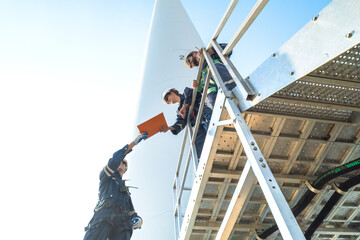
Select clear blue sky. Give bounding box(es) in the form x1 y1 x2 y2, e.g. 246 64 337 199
0 0 331 239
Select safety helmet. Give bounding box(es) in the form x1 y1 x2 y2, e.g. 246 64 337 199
184 51 197 69
162 88 175 104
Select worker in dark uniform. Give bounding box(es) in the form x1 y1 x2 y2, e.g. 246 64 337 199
184 44 235 109
160 87 212 159
83 132 148 240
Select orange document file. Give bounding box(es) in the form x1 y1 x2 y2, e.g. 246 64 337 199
137 113 168 139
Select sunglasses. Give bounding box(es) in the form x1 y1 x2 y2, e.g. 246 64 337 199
186 56 193 68
122 160 127 167
164 92 171 104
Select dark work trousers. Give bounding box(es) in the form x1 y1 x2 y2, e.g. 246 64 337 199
194 123 207 159
207 91 217 110
84 222 132 240
194 104 213 159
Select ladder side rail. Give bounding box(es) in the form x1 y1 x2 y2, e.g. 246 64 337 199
186 51 205 124
207 0 240 47
189 126 199 172
173 185 180 240
214 95 305 240
188 61 214 171
176 51 214 204
203 51 233 98
173 52 206 227
177 126 197 205
176 51 217 225
175 126 189 178
189 66 211 146
187 126 199 163
189 62 212 147
215 160 256 240
223 0 269 56
177 204 183 237
173 125 188 227
178 93 227 240
175 50 205 180
211 40 257 100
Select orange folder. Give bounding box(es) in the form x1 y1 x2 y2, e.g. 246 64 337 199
137 113 168 139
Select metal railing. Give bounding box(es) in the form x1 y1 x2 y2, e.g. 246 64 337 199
172 0 306 239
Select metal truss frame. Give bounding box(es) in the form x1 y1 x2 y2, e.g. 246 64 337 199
173 0 360 239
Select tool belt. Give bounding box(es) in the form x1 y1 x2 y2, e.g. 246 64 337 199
85 207 133 232
85 217 108 231
119 185 130 194
94 196 113 212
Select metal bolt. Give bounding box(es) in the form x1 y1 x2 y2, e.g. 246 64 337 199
253 146 257 151
290 71 295 76
259 158 264 162
312 15 319 21
261 163 266 168
346 31 355 38
250 142 255 146
272 53 276 57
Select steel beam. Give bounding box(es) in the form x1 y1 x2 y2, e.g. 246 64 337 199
215 161 255 240
214 96 305 240
268 96 360 112
303 75 360 89
194 223 360 236
236 0 360 112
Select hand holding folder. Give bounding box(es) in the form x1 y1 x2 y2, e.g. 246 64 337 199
137 113 168 139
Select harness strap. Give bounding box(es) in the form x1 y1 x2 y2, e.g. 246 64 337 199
197 59 222 92
207 86 217 94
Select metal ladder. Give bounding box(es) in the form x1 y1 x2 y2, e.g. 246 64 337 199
172 0 360 239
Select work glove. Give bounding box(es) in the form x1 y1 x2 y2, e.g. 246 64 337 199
133 132 148 145
131 216 143 230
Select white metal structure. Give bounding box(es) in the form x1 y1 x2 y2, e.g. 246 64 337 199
173 0 360 239
129 0 203 239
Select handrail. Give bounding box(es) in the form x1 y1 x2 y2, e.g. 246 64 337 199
208 0 239 48
223 0 269 56
173 49 213 227
173 0 274 238
174 127 188 178
174 52 205 179
190 62 212 146
211 40 257 100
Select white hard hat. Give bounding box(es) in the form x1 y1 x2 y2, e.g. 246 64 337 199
162 88 175 104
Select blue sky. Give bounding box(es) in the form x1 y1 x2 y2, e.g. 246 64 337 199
0 0 331 239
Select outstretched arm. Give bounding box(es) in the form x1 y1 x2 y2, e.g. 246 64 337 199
125 142 135 155
125 132 148 154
